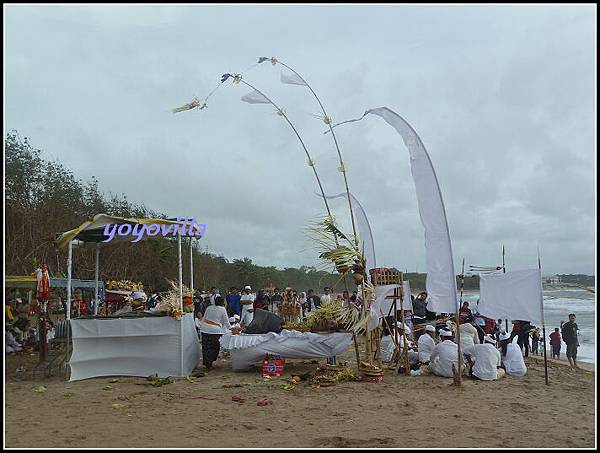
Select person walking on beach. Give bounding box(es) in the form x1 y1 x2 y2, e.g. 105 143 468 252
561 314 580 369
198 296 232 370
549 328 561 359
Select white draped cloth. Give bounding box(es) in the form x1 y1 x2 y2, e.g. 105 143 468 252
69 313 201 381
220 330 353 370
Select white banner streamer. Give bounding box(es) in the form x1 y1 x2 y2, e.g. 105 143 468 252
341 107 457 314
280 71 308 87
316 191 377 271
240 90 270 104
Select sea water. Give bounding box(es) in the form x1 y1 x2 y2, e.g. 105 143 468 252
462 289 596 364
542 289 595 364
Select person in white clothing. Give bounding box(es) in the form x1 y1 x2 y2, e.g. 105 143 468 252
229 314 241 329
240 285 255 327
463 335 505 381
319 287 332 306
199 296 232 370
209 287 219 305
499 332 527 376
458 318 481 349
429 330 464 378
417 324 437 364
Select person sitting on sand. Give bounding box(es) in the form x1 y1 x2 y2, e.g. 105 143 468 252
459 301 472 323
458 316 481 349
498 332 527 376
463 335 505 381
428 329 463 378
416 324 436 364
5 325 23 354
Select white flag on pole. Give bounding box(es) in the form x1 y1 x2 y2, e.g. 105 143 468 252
478 269 543 325
240 90 270 104
280 71 308 86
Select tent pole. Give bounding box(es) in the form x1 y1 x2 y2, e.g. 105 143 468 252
66 239 73 378
178 233 183 312
189 238 194 293
178 233 185 376
503 245 508 332
454 258 465 385
538 249 549 385
94 243 100 316
67 240 73 321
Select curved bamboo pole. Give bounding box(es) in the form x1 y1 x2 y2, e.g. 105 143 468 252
269 58 359 251
222 73 333 219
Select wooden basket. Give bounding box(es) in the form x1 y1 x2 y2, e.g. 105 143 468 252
369 268 403 286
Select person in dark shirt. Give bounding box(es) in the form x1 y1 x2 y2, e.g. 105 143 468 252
561 313 580 368
517 321 532 357
226 288 241 317
411 292 428 340
271 288 283 314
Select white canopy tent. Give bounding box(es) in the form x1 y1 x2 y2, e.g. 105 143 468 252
55 214 205 380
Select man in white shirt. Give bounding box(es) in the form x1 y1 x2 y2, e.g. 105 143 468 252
240 285 255 327
417 324 437 364
463 335 504 381
319 287 332 307
458 318 481 349
429 330 463 378
209 287 218 305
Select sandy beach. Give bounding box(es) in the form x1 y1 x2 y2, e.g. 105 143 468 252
4 345 595 449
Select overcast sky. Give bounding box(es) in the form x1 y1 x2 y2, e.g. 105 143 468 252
5 4 596 275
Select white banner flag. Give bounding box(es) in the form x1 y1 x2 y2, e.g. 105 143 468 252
280 71 308 86
240 90 270 104
478 269 543 325
364 107 458 314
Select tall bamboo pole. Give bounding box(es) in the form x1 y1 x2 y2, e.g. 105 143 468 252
262 59 372 363
538 249 549 385
503 245 508 332
225 74 334 219
273 59 360 251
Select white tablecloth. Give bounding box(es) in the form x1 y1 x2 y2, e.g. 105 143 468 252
69 313 201 381
220 329 354 370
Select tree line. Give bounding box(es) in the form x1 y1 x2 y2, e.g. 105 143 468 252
5 131 491 295
5 131 355 293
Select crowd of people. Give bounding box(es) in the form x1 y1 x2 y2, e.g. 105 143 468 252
5 285 583 377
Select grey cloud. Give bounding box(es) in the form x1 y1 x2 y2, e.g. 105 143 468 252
5 4 595 275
